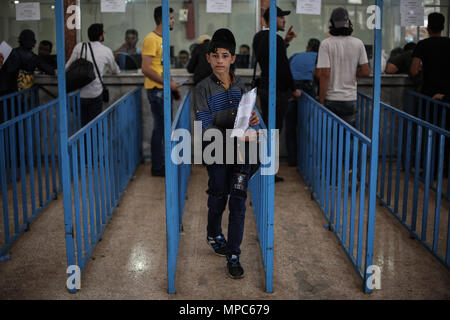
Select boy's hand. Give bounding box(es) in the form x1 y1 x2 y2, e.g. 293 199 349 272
433 93 444 100
249 110 260 127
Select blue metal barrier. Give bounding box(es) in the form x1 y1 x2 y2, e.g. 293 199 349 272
166 92 192 293
0 86 40 123
63 87 142 281
405 90 450 131
298 92 376 290
1 98 60 257
248 109 273 293
358 92 450 269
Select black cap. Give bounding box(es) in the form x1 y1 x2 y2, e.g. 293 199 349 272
211 28 236 47
19 29 36 49
263 6 291 22
330 7 350 28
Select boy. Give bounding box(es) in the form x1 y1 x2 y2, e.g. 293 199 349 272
193 29 260 279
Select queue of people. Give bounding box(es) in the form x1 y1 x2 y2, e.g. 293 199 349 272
1 5 449 284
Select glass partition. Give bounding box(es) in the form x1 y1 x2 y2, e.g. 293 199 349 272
0 0 448 65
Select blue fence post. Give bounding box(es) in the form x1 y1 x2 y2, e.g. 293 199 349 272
162 0 178 295
364 0 383 294
55 0 76 293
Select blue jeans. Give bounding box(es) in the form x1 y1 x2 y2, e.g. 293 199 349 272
324 100 357 128
206 164 252 256
147 88 164 171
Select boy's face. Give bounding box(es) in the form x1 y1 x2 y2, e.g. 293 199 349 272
206 48 236 75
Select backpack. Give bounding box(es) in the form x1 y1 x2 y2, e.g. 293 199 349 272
66 43 96 92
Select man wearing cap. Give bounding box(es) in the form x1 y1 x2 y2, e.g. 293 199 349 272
316 7 370 127
252 6 301 183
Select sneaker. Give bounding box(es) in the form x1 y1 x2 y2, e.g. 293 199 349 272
226 255 244 279
206 234 227 256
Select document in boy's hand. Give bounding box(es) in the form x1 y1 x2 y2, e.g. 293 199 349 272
0 41 13 64
231 88 257 138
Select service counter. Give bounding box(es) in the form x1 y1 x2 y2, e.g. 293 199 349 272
35 70 415 159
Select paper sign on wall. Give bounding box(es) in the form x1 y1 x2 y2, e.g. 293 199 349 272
400 0 424 27
16 2 40 21
207 0 232 14
296 0 321 15
101 0 126 13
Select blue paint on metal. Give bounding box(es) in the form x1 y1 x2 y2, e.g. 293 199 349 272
357 92 450 269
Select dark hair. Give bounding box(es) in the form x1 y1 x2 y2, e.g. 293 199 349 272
240 44 250 51
208 29 236 56
154 6 174 25
428 12 445 34
403 42 416 51
307 38 320 52
39 40 53 50
125 29 138 38
18 29 36 49
179 50 189 56
88 23 104 41
389 47 403 59
329 20 353 36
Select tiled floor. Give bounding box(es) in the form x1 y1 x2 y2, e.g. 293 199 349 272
0 163 449 299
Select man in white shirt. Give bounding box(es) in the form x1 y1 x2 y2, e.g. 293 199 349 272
66 23 120 126
316 7 370 127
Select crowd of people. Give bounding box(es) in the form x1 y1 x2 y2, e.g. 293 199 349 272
1 5 449 282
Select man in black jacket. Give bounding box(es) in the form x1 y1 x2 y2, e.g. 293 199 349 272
0 30 55 97
187 35 212 85
252 6 301 182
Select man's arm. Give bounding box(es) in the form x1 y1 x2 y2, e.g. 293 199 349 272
142 54 179 91
356 63 370 78
142 54 163 85
385 62 399 74
410 57 421 77
107 48 120 74
318 67 330 105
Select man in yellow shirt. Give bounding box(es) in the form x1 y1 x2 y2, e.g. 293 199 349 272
142 5 180 177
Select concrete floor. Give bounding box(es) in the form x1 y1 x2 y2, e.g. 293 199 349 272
0 163 449 299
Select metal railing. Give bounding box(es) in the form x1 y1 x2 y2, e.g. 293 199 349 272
298 93 376 288
166 91 192 294
248 108 274 293
0 86 40 123
1 97 60 256
358 92 450 268
63 87 142 281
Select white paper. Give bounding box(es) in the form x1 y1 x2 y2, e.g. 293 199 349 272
400 0 424 27
231 88 257 138
101 0 126 13
296 0 321 15
0 41 13 64
207 0 232 14
16 2 40 21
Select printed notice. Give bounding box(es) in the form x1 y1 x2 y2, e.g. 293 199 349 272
400 0 424 27
101 0 126 13
296 0 321 15
16 2 40 21
207 0 232 13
